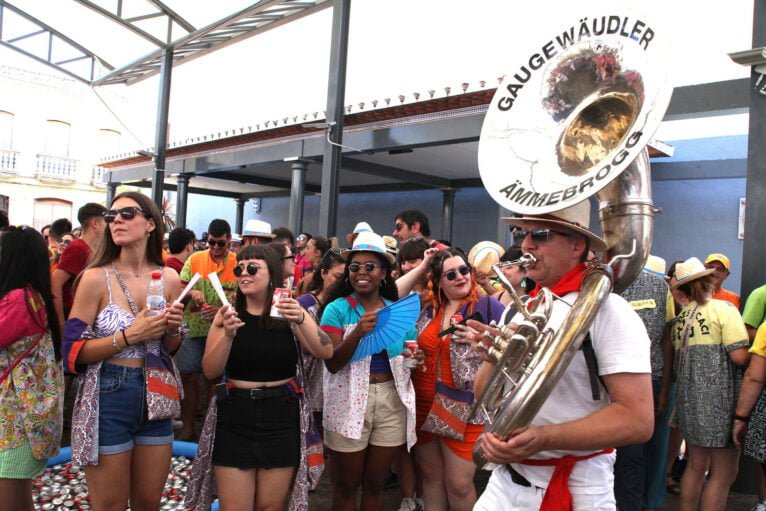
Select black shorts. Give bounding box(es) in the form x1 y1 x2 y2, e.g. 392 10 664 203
212 386 300 469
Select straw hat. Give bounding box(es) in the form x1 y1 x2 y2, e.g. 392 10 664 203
341 231 396 265
670 257 715 290
242 219 276 238
502 199 607 251
346 221 373 243
382 235 399 258
644 255 667 278
468 241 504 275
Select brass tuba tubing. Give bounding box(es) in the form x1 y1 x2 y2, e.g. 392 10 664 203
491 253 536 322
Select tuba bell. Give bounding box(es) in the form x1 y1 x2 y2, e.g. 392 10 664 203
471 12 672 468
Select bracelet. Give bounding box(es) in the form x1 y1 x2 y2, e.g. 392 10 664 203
112 333 123 352
734 413 750 423
296 312 306 325
121 329 130 346
166 328 182 337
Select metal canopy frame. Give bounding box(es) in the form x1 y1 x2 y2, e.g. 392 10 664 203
94 0 332 86
0 0 113 83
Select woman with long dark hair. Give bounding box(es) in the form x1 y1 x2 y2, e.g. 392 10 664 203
0 226 64 510
199 244 332 509
296 248 346 430
670 257 749 511
319 232 417 511
412 248 504 511
62 191 186 510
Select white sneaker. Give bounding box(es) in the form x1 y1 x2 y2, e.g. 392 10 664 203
751 500 766 511
398 497 423 511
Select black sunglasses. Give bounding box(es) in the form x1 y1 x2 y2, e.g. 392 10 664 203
282 254 295 261
349 262 380 273
233 263 262 277
394 223 405 232
207 239 228 247
103 207 146 223
444 265 470 281
512 228 573 244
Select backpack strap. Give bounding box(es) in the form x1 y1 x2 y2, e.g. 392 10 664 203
581 332 606 401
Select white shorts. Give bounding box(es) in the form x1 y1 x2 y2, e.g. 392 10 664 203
474 465 616 511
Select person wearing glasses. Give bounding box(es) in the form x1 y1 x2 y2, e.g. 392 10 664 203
62 192 185 510
470 200 653 511
397 246 504 511
188 244 332 510
318 231 417 511
0 226 63 511
175 219 239 441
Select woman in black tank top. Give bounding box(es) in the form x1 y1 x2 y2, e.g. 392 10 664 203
202 245 333 510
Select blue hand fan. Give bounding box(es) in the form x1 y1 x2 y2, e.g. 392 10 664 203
350 293 421 362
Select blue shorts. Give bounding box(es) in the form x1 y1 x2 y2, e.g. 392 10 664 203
98 363 173 455
173 336 206 373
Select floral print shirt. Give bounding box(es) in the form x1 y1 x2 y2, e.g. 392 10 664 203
0 288 64 460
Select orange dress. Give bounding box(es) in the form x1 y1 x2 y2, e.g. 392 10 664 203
412 307 483 461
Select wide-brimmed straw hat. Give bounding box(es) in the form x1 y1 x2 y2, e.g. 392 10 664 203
502 199 607 252
644 255 667 278
341 231 396 265
468 241 504 275
671 257 715 290
346 221 373 243
242 219 276 238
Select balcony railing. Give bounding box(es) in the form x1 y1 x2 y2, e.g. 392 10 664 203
91 166 106 187
0 149 19 173
36 154 78 182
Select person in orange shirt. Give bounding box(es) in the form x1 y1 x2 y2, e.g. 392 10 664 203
705 253 741 309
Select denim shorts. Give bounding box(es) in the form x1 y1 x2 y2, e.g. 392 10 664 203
98 363 174 455
173 336 206 373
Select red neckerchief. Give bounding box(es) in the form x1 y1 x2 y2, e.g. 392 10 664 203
520 448 614 511
528 263 587 298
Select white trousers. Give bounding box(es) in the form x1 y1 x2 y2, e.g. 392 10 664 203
473 466 616 511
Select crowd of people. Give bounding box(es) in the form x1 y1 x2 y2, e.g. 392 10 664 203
0 200 765 511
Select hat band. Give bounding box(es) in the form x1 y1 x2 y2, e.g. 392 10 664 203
353 243 384 252
536 213 586 230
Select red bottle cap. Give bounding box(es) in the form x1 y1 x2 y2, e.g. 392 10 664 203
151 271 162 279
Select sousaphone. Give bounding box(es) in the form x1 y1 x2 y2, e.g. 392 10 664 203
472 11 672 468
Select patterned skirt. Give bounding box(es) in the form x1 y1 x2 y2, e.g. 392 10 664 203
745 390 766 463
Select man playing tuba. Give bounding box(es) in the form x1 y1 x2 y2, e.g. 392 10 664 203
471 199 653 511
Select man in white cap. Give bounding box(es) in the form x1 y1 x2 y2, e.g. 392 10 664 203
241 218 276 247
471 199 652 511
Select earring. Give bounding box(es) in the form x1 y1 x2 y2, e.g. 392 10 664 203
379 280 384 288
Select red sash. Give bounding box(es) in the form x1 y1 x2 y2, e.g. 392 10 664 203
521 448 614 511
528 263 587 299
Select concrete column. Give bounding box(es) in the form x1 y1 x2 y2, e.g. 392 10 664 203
175 173 190 228
235 198 247 234
150 48 173 209
288 159 309 236
106 182 118 206
441 188 456 242
497 205 513 248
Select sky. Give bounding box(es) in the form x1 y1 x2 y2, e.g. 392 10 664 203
0 0 755 151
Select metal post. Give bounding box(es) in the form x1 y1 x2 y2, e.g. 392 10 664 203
317 0 351 237
288 159 309 236
106 182 118 206
235 198 246 234
175 173 190 228
497 205 513 248
150 48 174 209
740 0 766 305
441 188 456 242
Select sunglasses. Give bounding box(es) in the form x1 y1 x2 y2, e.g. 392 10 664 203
393 223 404 232
234 263 262 277
103 207 146 223
512 228 573 244
349 262 380 273
282 254 295 261
207 239 228 247
444 265 470 281
296 235 307 242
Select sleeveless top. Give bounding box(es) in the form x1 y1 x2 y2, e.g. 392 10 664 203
225 311 297 381
93 267 145 359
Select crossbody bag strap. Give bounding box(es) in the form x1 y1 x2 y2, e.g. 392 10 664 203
110 264 140 316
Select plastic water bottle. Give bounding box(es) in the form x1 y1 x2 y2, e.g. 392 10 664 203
147 271 166 315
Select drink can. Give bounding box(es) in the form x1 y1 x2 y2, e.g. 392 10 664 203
402 340 419 369
270 288 291 318
450 314 463 341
